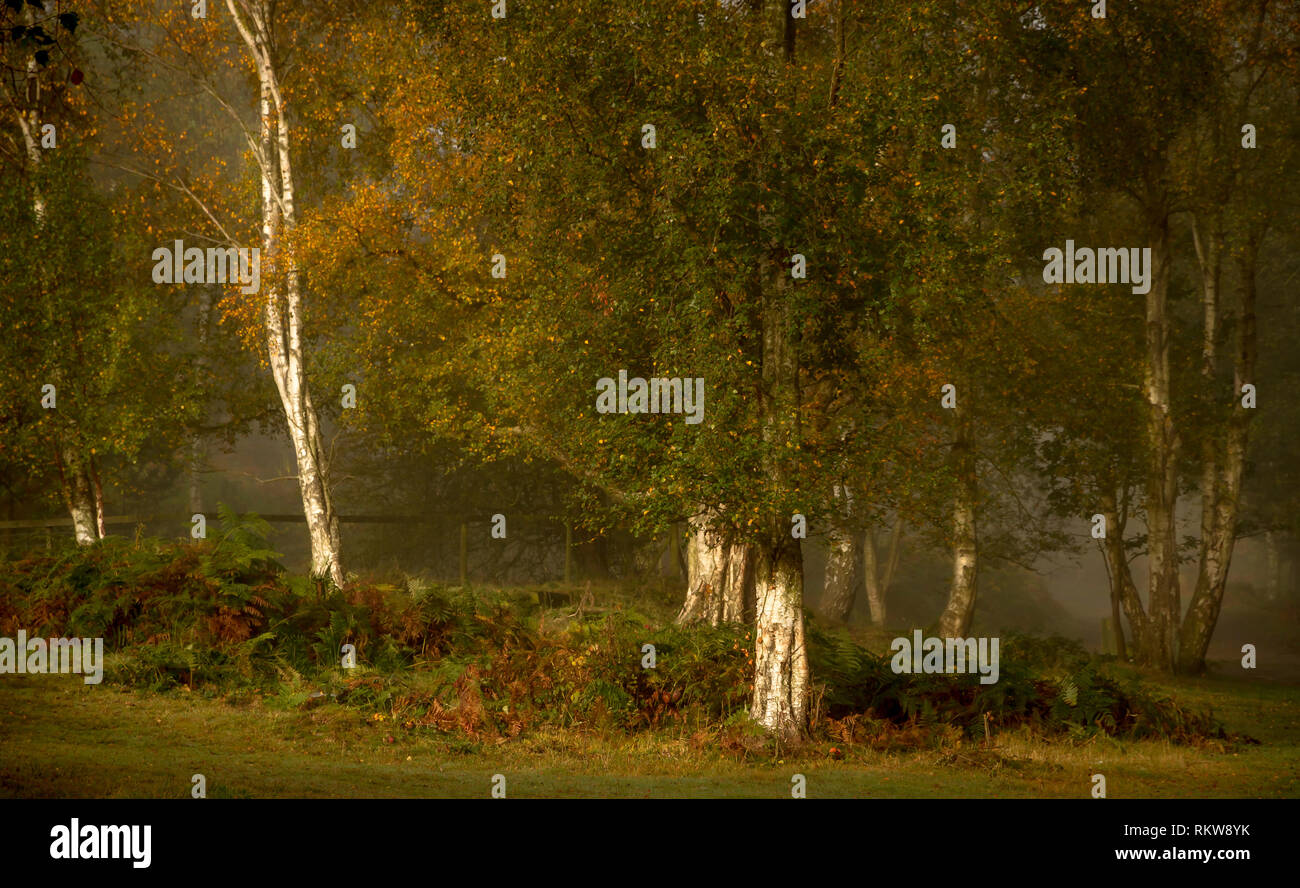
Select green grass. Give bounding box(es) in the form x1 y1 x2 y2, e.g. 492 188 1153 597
2 670 1296 798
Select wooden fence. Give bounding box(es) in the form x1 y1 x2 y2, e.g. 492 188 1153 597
0 512 579 585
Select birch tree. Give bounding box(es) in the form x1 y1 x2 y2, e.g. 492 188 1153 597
95 0 346 583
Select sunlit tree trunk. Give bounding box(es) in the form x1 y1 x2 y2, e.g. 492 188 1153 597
677 507 753 625
56 443 98 546
748 0 808 745
753 535 807 746
228 0 343 585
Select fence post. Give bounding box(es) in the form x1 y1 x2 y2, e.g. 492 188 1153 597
459 522 468 587
564 523 572 586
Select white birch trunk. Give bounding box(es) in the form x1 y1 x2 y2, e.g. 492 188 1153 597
937 405 977 638
677 507 752 625
753 538 808 746
1179 237 1258 671
228 0 343 585
58 444 98 546
750 246 808 742
1139 216 1179 670
821 512 861 623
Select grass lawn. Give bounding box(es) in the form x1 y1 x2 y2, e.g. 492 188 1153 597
2 669 1297 799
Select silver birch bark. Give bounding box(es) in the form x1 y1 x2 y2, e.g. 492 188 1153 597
937 404 977 638
753 537 807 747
14 9 97 544
751 254 807 743
1179 237 1258 671
227 0 343 585
748 0 808 743
677 507 753 625
1139 213 1179 670
820 484 860 622
57 444 98 545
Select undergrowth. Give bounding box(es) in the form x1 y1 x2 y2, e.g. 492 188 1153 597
0 509 1234 752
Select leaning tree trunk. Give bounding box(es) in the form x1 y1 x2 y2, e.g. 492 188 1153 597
229 0 343 586
1099 490 1152 661
677 509 753 625
937 404 977 638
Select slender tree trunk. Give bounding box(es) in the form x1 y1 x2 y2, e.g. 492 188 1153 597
1138 212 1179 670
1179 237 1258 672
863 517 902 626
189 288 212 516
89 456 106 539
1099 490 1146 660
1109 574 1127 660
937 405 977 638
57 443 98 546
1265 531 1281 603
821 485 861 622
228 0 343 586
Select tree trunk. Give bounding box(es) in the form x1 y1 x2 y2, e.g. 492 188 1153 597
864 517 902 626
1179 236 1258 672
821 486 861 622
937 405 977 638
57 443 98 546
677 509 753 625
750 243 806 740
745 0 807 742
753 534 808 747
1099 490 1147 660
89 456 106 539
228 0 343 586
189 288 212 517
1264 531 1281 603
1137 213 1179 670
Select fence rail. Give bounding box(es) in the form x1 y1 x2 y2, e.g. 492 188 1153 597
0 513 578 584
0 512 566 529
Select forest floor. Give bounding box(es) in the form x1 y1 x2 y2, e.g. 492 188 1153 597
2 669 1297 798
